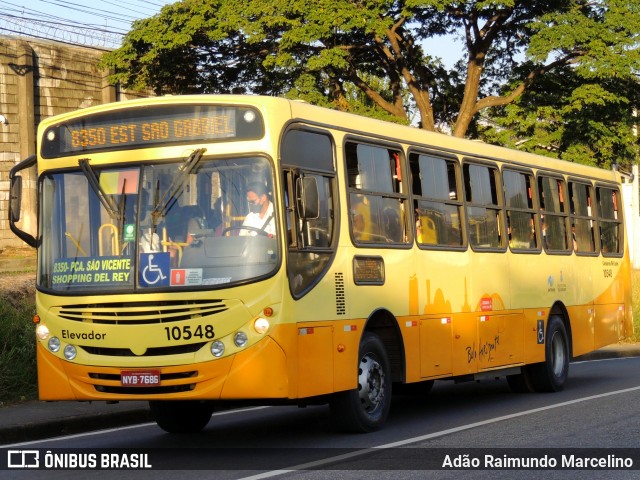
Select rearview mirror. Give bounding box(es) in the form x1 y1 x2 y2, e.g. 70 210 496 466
9 175 22 223
296 176 319 220
9 154 37 248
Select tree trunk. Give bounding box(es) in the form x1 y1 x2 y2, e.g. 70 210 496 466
453 59 483 138
414 88 435 131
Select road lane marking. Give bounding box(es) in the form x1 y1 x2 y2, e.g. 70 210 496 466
238 385 640 479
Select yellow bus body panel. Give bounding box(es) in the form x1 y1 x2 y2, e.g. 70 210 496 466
26 95 633 406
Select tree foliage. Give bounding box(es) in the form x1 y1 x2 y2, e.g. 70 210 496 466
100 0 640 167
480 66 640 168
476 1 640 169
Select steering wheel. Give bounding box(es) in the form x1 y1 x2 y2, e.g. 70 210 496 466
222 226 270 237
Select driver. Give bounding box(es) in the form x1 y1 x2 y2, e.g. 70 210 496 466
241 182 276 237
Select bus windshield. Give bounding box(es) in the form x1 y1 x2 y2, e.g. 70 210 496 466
38 155 279 292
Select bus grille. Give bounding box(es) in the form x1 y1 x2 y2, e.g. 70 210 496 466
94 384 195 395
80 342 207 357
55 300 228 325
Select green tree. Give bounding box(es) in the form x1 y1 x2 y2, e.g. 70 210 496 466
101 0 640 150
479 65 640 169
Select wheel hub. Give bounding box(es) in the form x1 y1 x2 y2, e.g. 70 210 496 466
357 353 385 412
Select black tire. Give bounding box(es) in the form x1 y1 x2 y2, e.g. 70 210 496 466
149 400 214 433
330 332 392 433
506 369 536 393
528 315 570 392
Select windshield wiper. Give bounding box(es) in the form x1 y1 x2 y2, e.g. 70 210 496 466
151 148 207 223
79 159 120 220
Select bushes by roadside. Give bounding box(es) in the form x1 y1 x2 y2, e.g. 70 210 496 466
0 282 37 406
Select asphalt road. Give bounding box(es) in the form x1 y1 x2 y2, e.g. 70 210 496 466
3 355 640 480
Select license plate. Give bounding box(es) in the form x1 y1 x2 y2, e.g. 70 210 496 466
120 370 161 387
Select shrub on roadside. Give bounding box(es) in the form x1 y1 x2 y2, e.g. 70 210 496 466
0 288 37 405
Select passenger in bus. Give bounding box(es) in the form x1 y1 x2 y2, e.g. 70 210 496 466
139 229 161 253
134 191 182 265
383 207 403 243
209 197 224 236
415 208 438 244
351 195 371 241
181 205 208 244
134 190 161 253
508 215 536 249
241 182 275 236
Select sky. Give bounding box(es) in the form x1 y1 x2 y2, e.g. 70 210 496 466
1 0 461 67
2 0 168 49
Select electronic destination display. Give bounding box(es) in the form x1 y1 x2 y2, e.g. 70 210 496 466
41 104 264 157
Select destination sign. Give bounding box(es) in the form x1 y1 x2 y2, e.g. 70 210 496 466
51 256 133 289
41 104 264 158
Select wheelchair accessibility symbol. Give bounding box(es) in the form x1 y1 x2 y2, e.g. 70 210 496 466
139 253 170 287
537 320 545 344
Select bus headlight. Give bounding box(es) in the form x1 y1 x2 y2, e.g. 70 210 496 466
64 345 77 360
210 340 225 357
254 318 270 334
48 337 61 353
36 324 50 340
234 331 248 348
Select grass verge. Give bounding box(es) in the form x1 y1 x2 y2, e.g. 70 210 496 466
0 284 37 406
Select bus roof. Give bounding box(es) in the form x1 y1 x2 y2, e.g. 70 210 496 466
37 94 621 183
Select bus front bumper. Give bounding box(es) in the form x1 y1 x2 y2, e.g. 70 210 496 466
36 336 289 401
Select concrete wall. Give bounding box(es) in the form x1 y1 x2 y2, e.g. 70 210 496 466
0 35 148 251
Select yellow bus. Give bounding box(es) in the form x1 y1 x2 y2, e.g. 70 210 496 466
9 95 633 433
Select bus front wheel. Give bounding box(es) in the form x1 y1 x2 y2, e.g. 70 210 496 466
149 400 214 433
330 332 392 433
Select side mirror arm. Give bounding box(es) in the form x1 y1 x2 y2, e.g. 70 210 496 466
9 155 37 248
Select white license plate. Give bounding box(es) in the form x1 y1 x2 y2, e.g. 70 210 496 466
120 370 161 387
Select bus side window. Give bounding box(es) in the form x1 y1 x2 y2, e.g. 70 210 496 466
597 186 622 256
346 143 408 245
410 152 463 248
569 181 597 254
463 161 504 250
503 168 538 251
538 175 570 252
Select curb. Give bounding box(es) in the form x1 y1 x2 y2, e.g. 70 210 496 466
0 403 152 446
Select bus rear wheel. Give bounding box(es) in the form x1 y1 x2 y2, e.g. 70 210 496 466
528 315 570 392
330 332 391 433
149 400 214 433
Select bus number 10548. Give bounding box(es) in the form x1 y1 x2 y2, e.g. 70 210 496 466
164 325 215 341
